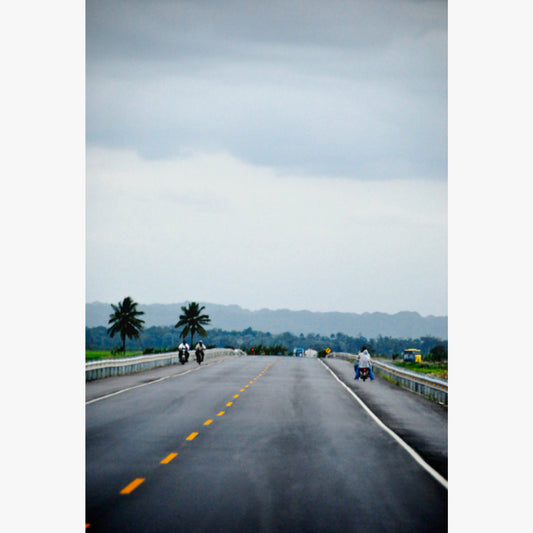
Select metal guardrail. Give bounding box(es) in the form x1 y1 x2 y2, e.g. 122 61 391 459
326 352 448 405
86 349 245 381
372 360 448 405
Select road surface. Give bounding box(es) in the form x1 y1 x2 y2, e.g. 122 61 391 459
86 355 447 532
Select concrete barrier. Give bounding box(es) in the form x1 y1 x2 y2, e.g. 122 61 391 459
326 352 448 405
86 348 245 381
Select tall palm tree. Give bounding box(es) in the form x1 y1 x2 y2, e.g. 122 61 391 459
175 302 211 347
107 296 145 353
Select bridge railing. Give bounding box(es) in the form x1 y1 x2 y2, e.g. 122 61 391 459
326 352 448 405
86 348 245 381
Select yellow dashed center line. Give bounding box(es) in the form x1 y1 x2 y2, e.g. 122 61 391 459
120 478 145 495
88 362 276 526
160 453 178 464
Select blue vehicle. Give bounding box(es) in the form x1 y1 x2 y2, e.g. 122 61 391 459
293 347 305 357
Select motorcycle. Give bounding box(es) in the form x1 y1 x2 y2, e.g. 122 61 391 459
179 347 189 365
359 367 370 381
195 347 205 365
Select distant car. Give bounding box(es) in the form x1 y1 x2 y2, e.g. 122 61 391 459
293 347 305 357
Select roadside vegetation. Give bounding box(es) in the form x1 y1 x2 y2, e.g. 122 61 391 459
88 324 446 357
86 350 143 361
174 301 211 346
107 296 145 354
86 344 183 361
87 298 448 366
390 360 448 380
86 298 213 362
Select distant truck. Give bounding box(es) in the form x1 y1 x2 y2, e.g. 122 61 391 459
293 347 305 357
403 348 422 362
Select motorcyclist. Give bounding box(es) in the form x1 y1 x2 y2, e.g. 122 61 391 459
179 340 190 359
354 347 375 380
195 340 206 363
195 340 206 354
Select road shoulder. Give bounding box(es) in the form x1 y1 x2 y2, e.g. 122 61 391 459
322 357 448 479
85 355 238 403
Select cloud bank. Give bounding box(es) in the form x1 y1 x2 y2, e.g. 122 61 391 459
86 0 447 179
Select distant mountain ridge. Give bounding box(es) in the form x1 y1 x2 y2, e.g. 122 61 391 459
86 302 447 339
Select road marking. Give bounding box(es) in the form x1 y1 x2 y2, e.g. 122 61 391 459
233 394 239 398
186 432 199 440
217 411 225 416
320 360 448 490
86 366 202 405
245 385 249 388
204 419 213 426
86 377 168 405
160 453 178 464
240 388 245 392
86 356 235 405
226 401 233 407
120 478 145 494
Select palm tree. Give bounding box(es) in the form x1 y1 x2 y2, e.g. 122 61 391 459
175 302 211 346
107 296 145 353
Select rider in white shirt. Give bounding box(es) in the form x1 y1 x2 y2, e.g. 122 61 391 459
354 347 375 380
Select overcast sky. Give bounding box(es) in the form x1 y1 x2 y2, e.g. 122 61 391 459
86 0 447 316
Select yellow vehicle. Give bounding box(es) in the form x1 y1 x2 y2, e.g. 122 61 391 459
403 348 422 363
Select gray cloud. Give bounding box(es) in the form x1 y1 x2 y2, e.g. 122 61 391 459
86 147 447 315
86 0 447 179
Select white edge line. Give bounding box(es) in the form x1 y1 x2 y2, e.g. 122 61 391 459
86 357 232 405
320 359 448 490
86 367 199 405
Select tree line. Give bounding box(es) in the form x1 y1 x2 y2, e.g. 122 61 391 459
90 296 447 359
87 325 447 359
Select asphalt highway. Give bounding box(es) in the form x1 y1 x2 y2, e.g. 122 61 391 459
86 355 447 532
322 357 448 480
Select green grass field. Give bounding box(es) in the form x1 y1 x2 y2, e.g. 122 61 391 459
86 350 143 362
392 360 448 380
